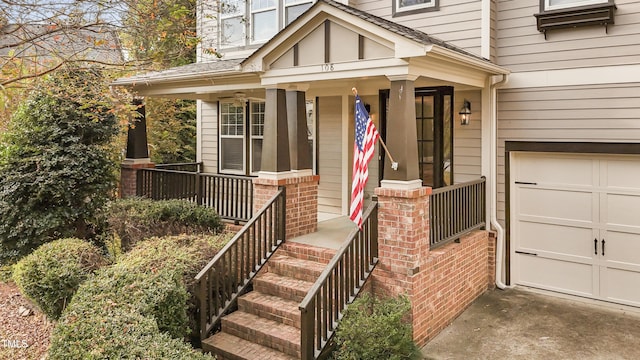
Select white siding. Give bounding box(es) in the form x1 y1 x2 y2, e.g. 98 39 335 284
497 0 640 72
353 0 484 57
318 96 343 214
200 101 219 172
454 90 483 183
496 83 640 224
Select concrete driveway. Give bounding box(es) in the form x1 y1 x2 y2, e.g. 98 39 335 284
422 288 640 360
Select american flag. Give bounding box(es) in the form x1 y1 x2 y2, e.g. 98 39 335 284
349 95 379 228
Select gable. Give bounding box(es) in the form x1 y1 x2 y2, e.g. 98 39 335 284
269 20 394 70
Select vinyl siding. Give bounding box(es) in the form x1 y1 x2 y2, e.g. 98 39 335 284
496 83 640 224
454 90 483 183
352 0 484 57
496 0 640 72
200 101 219 172
318 96 343 214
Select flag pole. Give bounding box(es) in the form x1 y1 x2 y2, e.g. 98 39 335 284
352 87 399 171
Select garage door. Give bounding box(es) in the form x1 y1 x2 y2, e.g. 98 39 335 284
511 152 640 307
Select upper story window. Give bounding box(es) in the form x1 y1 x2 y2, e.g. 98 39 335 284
219 0 313 48
393 0 438 17
543 0 608 11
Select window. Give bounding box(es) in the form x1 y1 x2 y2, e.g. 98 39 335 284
285 0 313 26
543 0 608 11
220 101 246 173
250 101 265 174
251 0 277 43
219 99 268 175
392 0 438 17
219 0 313 48
220 0 246 47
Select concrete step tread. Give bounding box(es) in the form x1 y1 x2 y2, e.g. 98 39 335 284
203 332 297 360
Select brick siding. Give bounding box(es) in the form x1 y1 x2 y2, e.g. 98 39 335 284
253 174 320 239
373 185 495 347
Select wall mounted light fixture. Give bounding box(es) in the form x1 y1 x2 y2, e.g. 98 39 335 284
459 99 471 125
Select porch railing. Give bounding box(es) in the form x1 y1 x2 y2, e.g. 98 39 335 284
136 167 253 222
300 201 379 360
194 187 286 340
155 162 202 172
429 176 486 249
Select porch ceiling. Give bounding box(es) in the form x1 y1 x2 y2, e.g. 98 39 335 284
112 0 509 98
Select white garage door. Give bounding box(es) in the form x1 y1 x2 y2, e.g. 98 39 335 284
511 152 640 307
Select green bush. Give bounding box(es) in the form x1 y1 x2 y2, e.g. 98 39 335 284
12 238 107 320
49 306 211 360
0 68 119 265
106 198 224 251
332 293 421 360
49 234 229 359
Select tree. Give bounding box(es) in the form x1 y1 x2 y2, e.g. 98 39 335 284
0 67 119 264
146 98 197 164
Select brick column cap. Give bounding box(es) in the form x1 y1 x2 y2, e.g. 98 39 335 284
253 173 320 186
375 186 432 198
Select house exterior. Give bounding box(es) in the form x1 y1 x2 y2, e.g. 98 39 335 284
114 0 640 356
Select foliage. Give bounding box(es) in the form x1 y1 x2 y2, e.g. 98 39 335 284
12 238 107 320
105 198 224 251
146 98 197 164
119 0 199 68
332 293 421 360
48 234 229 359
0 68 119 265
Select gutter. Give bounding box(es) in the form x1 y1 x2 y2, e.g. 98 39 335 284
490 73 509 289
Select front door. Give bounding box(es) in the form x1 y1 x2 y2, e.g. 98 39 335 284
380 86 454 188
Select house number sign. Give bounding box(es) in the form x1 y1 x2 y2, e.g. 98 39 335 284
321 63 335 71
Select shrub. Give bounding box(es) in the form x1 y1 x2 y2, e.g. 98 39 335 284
12 238 107 319
106 198 224 251
332 293 421 360
0 68 119 265
48 234 230 359
49 306 211 360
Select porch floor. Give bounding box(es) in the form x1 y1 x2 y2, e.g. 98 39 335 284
289 213 356 250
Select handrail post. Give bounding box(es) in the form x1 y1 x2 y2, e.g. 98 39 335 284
196 172 203 205
278 186 286 242
300 302 315 360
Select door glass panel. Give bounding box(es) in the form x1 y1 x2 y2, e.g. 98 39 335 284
443 94 452 185
416 94 435 187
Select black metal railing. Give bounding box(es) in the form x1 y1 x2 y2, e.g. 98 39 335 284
299 202 379 360
429 177 486 249
136 167 253 222
194 187 286 340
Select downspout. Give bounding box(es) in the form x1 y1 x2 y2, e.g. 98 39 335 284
491 73 508 289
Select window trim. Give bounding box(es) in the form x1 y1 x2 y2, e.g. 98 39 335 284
392 0 439 18
542 0 607 11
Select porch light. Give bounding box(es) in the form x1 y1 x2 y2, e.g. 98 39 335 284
459 99 471 125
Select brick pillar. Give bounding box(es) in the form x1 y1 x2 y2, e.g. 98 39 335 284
253 173 319 240
120 159 155 198
373 185 431 343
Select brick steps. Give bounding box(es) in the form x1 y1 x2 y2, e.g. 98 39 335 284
253 272 314 303
238 291 300 328
205 243 333 359
222 312 300 357
202 332 296 360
